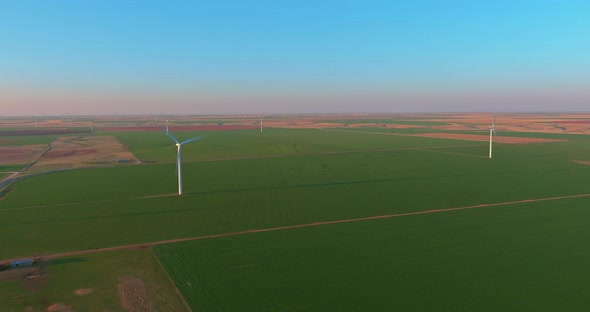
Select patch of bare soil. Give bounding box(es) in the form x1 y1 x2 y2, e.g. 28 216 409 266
0 145 46 165
21 271 49 292
31 136 140 170
118 276 154 312
570 160 590 166
44 149 97 159
47 303 74 312
75 288 94 295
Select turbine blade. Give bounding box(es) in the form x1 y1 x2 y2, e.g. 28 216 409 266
181 135 204 145
492 113 497 127
493 129 497 136
167 132 180 144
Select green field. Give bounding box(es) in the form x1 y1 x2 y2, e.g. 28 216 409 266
113 128 479 163
0 249 186 311
1 129 589 260
2 127 590 310
154 196 590 311
0 164 23 172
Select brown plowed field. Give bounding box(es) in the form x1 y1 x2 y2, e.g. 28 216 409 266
103 125 257 132
31 136 139 170
44 149 98 159
408 132 567 144
0 146 46 165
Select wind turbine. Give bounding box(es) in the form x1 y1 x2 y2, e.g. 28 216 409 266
165 119 169 133
260 113 263 133
166 132 204 195
488 114 497 159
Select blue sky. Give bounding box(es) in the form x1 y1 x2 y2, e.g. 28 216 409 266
1 0 589 115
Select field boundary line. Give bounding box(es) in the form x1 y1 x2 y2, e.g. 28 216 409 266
3 192 590 264
149 248 192 312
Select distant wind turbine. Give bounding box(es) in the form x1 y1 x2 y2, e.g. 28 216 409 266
165 119 169 133
166 132 204 195
260 113 263 133
488 114 497 159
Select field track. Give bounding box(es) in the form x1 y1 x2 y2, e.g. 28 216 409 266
3 191 590 265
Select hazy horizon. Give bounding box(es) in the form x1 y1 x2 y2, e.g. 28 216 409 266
2 1 589 116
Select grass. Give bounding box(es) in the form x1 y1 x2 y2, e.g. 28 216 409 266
0 164 23 172
153 195 590 310
0 248 186 311
1 128 589 259
112 128 477 163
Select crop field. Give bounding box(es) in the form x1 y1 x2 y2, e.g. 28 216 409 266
1 128 589 261
112 128 481 163
1 124 590 310
0 164 24 172
0 249 186 311
153 195 590 311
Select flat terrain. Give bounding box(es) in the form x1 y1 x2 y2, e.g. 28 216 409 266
113 128 480 163
30 135 140 171
1 128 589 260
407 132 567 143
0 249 186 311
154 196 590 311
1 113 590 310
0 145 46 166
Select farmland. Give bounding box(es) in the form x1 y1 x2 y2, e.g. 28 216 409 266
1 128 589 260
1 114 590 310
153 195 590 311
112 128 481 163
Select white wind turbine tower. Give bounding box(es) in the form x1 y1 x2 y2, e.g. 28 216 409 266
260 113 263 133
488 114 497 159
165 119 169 133
166 132 204 195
